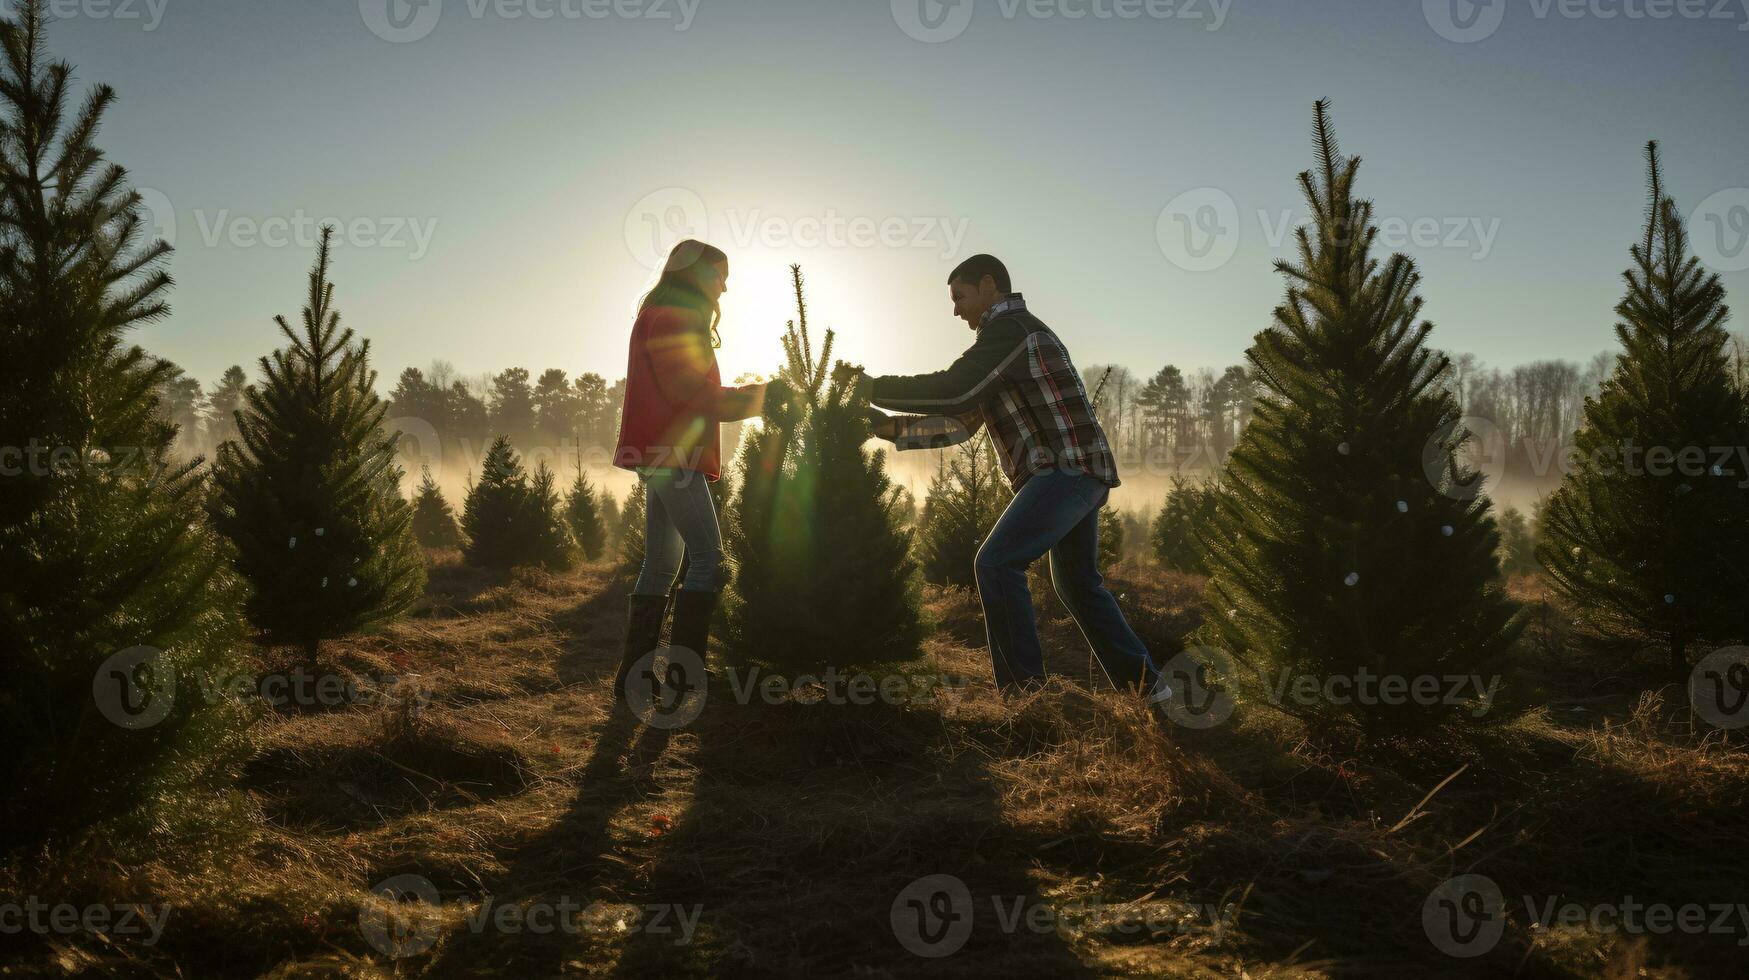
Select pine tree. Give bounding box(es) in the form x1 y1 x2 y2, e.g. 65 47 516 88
210 229 426 660
918 437 1011 588
601 490 622 553
723 265 922 671
529 461 574 569
1496 506 1538 580
1537 143 1749 674
1192 101 1525 737
1152 474 1222 575
461 436 572 569
411 466 463 549
0 0 250 851
1098 506 1124 570
564 464 608 561
615 478 647 576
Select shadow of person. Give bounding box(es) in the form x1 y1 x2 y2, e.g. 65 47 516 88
605 671 1099 978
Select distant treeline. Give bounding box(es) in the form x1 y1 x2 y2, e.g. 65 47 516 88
153 337 1749 484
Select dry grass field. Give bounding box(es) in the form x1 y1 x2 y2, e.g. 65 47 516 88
6 557 1748 978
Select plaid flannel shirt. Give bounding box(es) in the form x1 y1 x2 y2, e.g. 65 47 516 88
862 294 1121 492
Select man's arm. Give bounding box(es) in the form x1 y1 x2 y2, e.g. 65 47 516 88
867 406 984 451
865 318 1029 415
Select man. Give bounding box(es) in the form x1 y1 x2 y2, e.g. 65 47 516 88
838 254 1166 702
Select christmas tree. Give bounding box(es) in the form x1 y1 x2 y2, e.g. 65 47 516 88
528 461 573 569
917 437 1011 589
722 266 922 671
1151 474 1222 575
563 464 608 561
1192 101 1524 737
1537 143 1749 674
210 229 426 660
461 436 572 570
411 466 463 549
615 478 647 577
1098 507 1124 571
0 0 250 851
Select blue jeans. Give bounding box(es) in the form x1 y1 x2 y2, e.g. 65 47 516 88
974 470 1159 693
632 468 725 596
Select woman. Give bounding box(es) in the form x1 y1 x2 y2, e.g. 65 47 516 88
611 240 780 704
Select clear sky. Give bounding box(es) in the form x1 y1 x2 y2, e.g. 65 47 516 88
47 0 1749 390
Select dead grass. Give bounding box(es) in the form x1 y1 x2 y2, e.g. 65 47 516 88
4 556 1749 978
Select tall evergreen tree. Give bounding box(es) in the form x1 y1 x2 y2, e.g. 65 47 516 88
1537 143 1749 673
411 466 463 549
0 0 249 851
205 365 248 450
917 436 1011 589
1192 101 1524 737
461 436 572 569
564 464 608 561
723 265 922 671
210 228 426 660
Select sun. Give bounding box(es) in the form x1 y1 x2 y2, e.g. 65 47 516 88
712 247 880 385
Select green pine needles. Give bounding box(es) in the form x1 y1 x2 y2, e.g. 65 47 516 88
1537 142 1749 674
412 466 464 549
461 436 573 570
0 0 251 853
723 265 922 672
1192 100 1525 738
210 228 426 659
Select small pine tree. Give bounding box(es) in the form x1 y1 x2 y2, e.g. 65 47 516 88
461 437 572 569
917 436 1011 588
1537 143 1749 674
1192 101 1525 737
528 462 574 569
1151 474 1222 575
210 229 426 660
615 477 648 577
411 466 462 549
723 265 923 671
564 464 608 561
1495 506 1538 580
1098 506 1124 571
0 1 250 852
601 490 622 553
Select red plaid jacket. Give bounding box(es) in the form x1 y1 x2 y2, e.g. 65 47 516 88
863 294 1120 492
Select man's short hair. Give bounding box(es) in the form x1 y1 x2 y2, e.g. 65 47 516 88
947 254 1011 294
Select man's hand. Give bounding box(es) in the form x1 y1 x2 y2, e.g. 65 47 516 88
866 409 900 442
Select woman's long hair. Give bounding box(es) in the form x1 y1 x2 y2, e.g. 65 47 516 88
639 239 727 349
